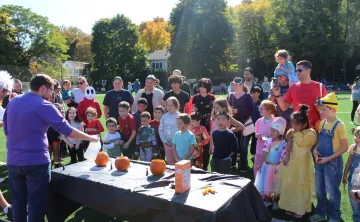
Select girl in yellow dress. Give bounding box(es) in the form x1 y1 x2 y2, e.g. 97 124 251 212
276 104 317 218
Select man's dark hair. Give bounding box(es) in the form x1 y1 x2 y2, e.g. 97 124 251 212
106 117 118 126
296 60 312 69
30 74 55 92
244 67 254 74
198 78 212 93
168 74 183 86
113 76 123 82
137 98 148 106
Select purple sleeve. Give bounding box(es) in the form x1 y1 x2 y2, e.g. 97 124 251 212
237 94 254 122
3 108 8 136
39 101 73 137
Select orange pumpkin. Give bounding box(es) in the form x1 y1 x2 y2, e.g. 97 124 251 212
115 156 130 171
150 159 166 175
95 152 109 167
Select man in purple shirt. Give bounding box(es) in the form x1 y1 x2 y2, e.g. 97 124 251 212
3 74 98 222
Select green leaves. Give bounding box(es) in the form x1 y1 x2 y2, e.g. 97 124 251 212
91 14 148 84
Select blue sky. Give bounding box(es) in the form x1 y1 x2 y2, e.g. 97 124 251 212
1 0 241 34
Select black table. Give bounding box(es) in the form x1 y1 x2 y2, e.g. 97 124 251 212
47 159 271 222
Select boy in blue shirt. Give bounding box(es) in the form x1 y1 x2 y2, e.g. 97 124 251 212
172 113 197 163
210 111 239 174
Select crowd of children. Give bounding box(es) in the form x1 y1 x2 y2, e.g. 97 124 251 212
41 65 360 221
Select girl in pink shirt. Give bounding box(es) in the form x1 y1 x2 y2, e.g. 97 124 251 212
254 100 280 176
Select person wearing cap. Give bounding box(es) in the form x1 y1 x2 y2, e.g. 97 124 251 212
343 126 360 221
269 71 293 133
103 76 134 120
310 92 348 222
243 67 264 100
166 69 191 96
272 60 327 129
254 117 287 210
132 75 164 118
133 78 141 93
227 77 254 172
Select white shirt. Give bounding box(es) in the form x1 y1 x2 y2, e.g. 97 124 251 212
0 106 4 121
72 88 85 103
103 132 121 149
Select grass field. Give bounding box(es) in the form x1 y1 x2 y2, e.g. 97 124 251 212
0 93 355 221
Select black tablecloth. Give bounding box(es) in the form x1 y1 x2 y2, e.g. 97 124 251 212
47 159 271 222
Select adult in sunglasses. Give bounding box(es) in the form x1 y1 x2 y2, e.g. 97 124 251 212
72 76 88 106
272 60 327 128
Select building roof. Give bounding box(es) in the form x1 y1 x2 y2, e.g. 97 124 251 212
149 50 170 61
63 61 89 69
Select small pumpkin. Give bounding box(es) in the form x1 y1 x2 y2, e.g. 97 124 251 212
150 159 166 175
95 152 109 167
115 156 130 171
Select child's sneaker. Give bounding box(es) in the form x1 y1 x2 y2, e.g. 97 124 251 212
272 202 279 210
309 214 326 222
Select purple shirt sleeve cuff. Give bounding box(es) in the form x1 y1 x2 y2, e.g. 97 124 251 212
58 119 73 137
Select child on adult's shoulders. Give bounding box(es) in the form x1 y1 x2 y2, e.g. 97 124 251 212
172 113 197 163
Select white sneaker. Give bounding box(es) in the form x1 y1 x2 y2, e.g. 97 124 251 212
351 121 355 125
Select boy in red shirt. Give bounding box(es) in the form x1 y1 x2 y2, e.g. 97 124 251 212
117 101 137 159
150 105 165 159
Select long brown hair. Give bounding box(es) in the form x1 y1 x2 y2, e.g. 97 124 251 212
211 98 232 120
261 100 280 117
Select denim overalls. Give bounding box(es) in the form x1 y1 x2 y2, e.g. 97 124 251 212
315 120 343 221
348 145 360 221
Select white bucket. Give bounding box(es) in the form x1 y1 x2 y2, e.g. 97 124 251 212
84 140 101 161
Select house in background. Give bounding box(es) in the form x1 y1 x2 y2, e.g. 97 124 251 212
149 50 171 73
63 61 89 81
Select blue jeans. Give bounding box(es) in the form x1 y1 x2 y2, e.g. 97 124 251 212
8 164 51 222
315 157 343 221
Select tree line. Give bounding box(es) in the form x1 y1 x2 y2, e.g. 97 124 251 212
1 0 360 84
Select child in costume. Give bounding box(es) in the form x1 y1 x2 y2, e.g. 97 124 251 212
254 100 279 176
310 92 348 222
150 105 165 159
273 50 298 86
343 126 360 222
190 112 210 169
254 117 287 210
135 112 158 162
275 105 317 218
77 86 102 124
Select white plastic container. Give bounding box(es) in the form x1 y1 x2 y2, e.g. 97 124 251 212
84 140 101 161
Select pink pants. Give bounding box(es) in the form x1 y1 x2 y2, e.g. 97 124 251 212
254 153 262 177
164 144 175 165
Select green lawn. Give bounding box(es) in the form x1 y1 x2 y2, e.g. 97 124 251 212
0 94 355 221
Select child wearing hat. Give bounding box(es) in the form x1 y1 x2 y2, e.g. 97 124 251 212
343 126 360 221
254 117 287 210
311 92 348 222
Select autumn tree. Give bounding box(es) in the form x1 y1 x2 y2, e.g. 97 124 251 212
139 17 171 51
60 26 93 62
0 13 22 65
0 5 69 79
91 14 148 84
